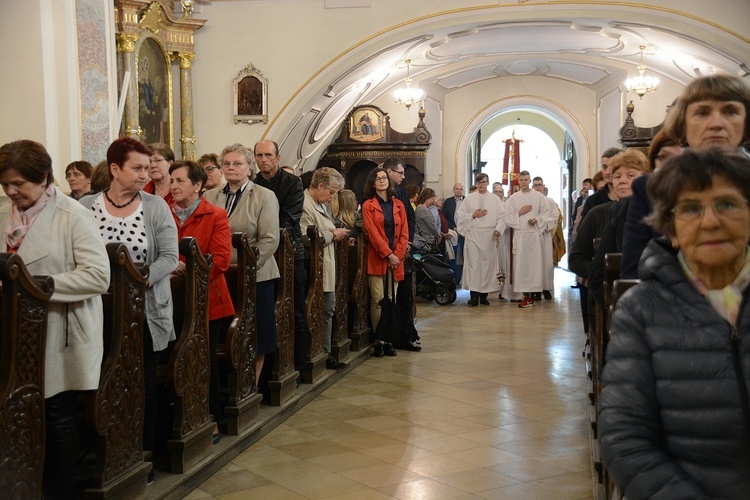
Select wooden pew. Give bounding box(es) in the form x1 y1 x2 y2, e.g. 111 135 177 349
303 226 327 384
269 229 298 406
348 226 370 351
221 232 262 435
330 238 352 363
163 237 214 473
84 243 151 498
0 253 53 498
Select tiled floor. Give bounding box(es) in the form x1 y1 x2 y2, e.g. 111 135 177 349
191 269 593 499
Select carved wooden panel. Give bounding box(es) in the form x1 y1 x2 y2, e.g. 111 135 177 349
273 230 295 379
87 244 149 491
332 239 349 348
305 226 325 361
225 233 259 403
353 228 369 332
0 253 54 498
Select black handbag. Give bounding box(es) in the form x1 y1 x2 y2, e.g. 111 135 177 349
375 270 401 345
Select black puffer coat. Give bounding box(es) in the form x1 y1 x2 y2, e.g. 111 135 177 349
600 237 750 499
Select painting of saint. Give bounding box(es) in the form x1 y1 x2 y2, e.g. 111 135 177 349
350 107 384 142
137 38 171 146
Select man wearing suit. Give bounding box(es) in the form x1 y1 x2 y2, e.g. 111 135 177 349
442 182 465 284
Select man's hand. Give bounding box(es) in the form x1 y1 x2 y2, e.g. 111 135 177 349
527 217 537 226
473 208 488 218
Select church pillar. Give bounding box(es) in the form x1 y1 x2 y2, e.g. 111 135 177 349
177 51 196 160
116 33 141 139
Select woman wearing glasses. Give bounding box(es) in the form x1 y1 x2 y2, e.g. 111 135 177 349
198 152 226 192
599 147 750 499
362 167 409 357
80 137 178 474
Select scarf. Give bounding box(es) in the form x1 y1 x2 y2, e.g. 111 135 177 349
173 197 201 225
7 184 56 249
680 248 750 327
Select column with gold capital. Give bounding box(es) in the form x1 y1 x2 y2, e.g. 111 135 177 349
116 33 141 139
177 52 196 160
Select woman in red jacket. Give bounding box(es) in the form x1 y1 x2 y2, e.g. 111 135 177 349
362 167 409 357
169 160 234 444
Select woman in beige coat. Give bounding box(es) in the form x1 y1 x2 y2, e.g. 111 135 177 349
0 139 110 499
301 167 349 370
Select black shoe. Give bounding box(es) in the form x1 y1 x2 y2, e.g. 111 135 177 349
373 344 385 357
399 341 421 352
467 297 479 307
147 467 155 485
570 283 580 289
212 432 221 445
543 290 552 300
479 297 490 305
534 292 542 300
326 355 347 370
383 343 397 356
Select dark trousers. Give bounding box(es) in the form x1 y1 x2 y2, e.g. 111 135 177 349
293 260 309 372
579 284 589 334
44 390 80 499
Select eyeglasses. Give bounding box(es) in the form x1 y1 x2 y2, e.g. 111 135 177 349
672 196 749 222
222 162 247 169
391 169 405 176
375 176 389 182
205 166 220 173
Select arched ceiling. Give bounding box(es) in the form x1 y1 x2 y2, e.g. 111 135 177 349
199 2 750 170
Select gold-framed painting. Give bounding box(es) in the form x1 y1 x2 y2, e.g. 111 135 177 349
233 63 268 125
136 36 173 146
349 106 384 142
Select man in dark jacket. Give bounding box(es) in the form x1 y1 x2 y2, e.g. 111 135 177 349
254 140 318 375
579 147 620 221
442 182 465 284
383 157 419 351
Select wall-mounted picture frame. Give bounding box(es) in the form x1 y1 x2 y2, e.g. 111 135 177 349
233 63 268 125
349 106 384 142
137 36 173 146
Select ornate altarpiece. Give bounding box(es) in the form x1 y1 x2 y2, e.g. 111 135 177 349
318 105 432 203
114 0 205 159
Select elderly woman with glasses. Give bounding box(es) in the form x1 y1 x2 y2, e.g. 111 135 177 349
599 147 750 499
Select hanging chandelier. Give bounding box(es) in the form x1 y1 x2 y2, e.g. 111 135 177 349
626 45 659 99
394 60 424 110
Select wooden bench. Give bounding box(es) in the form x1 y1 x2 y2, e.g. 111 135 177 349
84 243 151 498
221 232 262 435
348 226 370 351
303 226 327 384
330 238 352 362
269 229 298 405
0 253 54 498
163 237 214 473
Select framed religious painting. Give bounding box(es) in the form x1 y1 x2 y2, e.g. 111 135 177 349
136 36 173 146
233 63 268 125
349 106 384 142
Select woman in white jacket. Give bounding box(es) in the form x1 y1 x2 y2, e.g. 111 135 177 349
0 139 110 499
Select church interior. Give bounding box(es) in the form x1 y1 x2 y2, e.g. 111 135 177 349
1 1 749 499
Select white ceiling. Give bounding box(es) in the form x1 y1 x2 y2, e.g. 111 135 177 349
186 2 750 169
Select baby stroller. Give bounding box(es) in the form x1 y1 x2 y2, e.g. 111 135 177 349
412 250 457 305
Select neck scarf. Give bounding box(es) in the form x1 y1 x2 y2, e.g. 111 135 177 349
679 248 750 327
173 197 201 225
7 184 56 249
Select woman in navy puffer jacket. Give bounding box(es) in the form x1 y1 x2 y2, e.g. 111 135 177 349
599 148 750 499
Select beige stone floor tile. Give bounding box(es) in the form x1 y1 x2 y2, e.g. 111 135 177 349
377 424 447 442
395 454 477 476
183 488 215 499
336 394 397 407
475 480 567 499
340 463 426 487
275 438 354 460
377 477 470 499
231 443 302 470
306 450 389 473
326 430 405 450
216 483 307 499
346 414 411 432
198 468 271 496
535 471 594 498
434 466 519 493
318 489 398 499
486 456 579 482
409 434 484 454
359 442 436 463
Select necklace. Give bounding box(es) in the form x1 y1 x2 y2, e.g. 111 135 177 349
104 189 140 209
